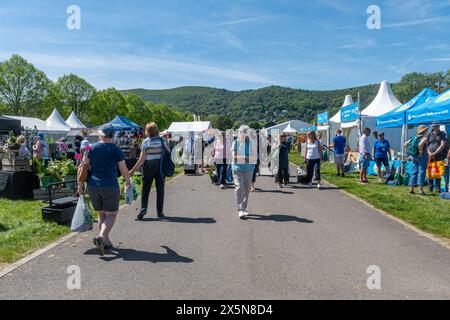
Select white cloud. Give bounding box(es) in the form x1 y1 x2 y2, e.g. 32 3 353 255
0 51 272 85
215 15 276 27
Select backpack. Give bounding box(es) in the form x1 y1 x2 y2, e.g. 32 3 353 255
407 136 420 157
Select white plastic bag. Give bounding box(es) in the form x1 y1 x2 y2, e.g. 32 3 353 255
124 183 134 205
71 196 93 232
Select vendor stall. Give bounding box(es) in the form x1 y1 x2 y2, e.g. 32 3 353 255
0 116 21 135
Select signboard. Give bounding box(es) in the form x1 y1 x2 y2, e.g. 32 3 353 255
317 112 329 125
340 102 360 123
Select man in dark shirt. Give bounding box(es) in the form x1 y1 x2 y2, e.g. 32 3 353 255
427 123 447 192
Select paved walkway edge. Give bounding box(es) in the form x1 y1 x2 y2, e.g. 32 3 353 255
323 179 450 251
0 173 184 278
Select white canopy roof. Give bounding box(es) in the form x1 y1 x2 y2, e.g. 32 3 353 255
6 115 48 132
46 109 71 133
267 120 311 133
66 111 86 128
167 121 211 133
282 123 298 133
362 81 401 117
330 95 354 123
341 81 402 129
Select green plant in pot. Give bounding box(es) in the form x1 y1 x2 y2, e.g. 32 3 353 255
46 160 66 187
34 158 52 189
62 160 78 190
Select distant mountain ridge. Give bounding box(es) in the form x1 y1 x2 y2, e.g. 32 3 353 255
121 84 385 125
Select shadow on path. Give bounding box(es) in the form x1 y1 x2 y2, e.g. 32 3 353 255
137 216 216 224
246 214 314 223
84 246 194 263
288 185 342 190
254 189 294 194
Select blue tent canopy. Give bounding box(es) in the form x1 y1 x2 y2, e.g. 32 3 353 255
299 126 317 133
406 89 450 125
376 88 437 128
100 116 142 131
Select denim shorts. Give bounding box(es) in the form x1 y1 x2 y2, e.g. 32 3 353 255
87 186 121 212
358 154 370 169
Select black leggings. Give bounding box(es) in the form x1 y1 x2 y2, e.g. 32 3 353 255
306 158 321 183
141 159 165 215
277 166 290 185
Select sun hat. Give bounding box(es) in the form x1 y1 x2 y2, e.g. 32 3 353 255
417 125 428 135
431 121 441 127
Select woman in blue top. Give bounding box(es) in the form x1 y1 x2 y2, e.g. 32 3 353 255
78 125 131 255
372 132 391 182
232 125 257 220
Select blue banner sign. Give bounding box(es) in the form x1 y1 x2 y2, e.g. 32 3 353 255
340 102 360 123
317 112 329 125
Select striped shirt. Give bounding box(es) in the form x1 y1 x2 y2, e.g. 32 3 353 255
142 137 167 161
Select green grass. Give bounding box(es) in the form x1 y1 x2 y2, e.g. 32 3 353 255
0 200 70 263
289 152 450 240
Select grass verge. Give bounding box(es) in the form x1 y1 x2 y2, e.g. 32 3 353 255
289 152 450 240
0 200 69 263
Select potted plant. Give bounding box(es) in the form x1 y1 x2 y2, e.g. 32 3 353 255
63 160 78 190
34 158 53 189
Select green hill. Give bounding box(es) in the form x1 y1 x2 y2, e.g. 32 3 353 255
121 84 386 125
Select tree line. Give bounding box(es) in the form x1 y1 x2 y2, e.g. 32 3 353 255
0 54 192 129
1 54 449 131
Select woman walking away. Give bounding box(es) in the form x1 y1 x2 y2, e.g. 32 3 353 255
78 125 131 255
130 122 170 220
405 125 428 195
275 133 290 188
373 132 391 182
232 125 257 220
305 131 323 189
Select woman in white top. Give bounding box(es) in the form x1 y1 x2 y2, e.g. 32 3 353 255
304 131 323 189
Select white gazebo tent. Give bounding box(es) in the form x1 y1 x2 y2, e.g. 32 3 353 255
282 123 298 133
330 95 354 125
342 81 402 151
267 120 311 134
66 112 86 129
45 109 71 135
167 121 212 133
5 115 49 132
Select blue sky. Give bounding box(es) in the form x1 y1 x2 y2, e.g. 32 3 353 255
1 0 449 90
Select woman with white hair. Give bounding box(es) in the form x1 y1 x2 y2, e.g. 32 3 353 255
231 125 257 219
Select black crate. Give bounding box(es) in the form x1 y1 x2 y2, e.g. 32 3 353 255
42 203 77 225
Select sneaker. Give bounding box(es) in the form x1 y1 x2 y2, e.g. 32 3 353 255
341 173 345 178
238 211 247 219
278 184 282 189
157 212 165 219
93 237 105 256
137 208 147 220
317 183 321 190
243 211 251 217
104 240 113 250
220 184 225 189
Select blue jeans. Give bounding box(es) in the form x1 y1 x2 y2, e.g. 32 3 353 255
409 154 428 187
445 166 449 192
216 162 227 185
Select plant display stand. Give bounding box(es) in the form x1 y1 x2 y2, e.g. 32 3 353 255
1 159 31 172
41 180 78 225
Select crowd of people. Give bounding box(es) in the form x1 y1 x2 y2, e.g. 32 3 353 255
70 120 450 256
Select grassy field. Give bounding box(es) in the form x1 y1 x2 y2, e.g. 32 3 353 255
289 152 450 240
0 200 69 263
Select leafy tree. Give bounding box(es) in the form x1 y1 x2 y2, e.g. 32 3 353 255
0 54 50 116
89 88 128 125
56 74 95 119
248 121 262 130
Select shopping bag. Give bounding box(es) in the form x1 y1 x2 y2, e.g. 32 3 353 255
124 183 134 204
427 161 445 180
71 196 93 232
